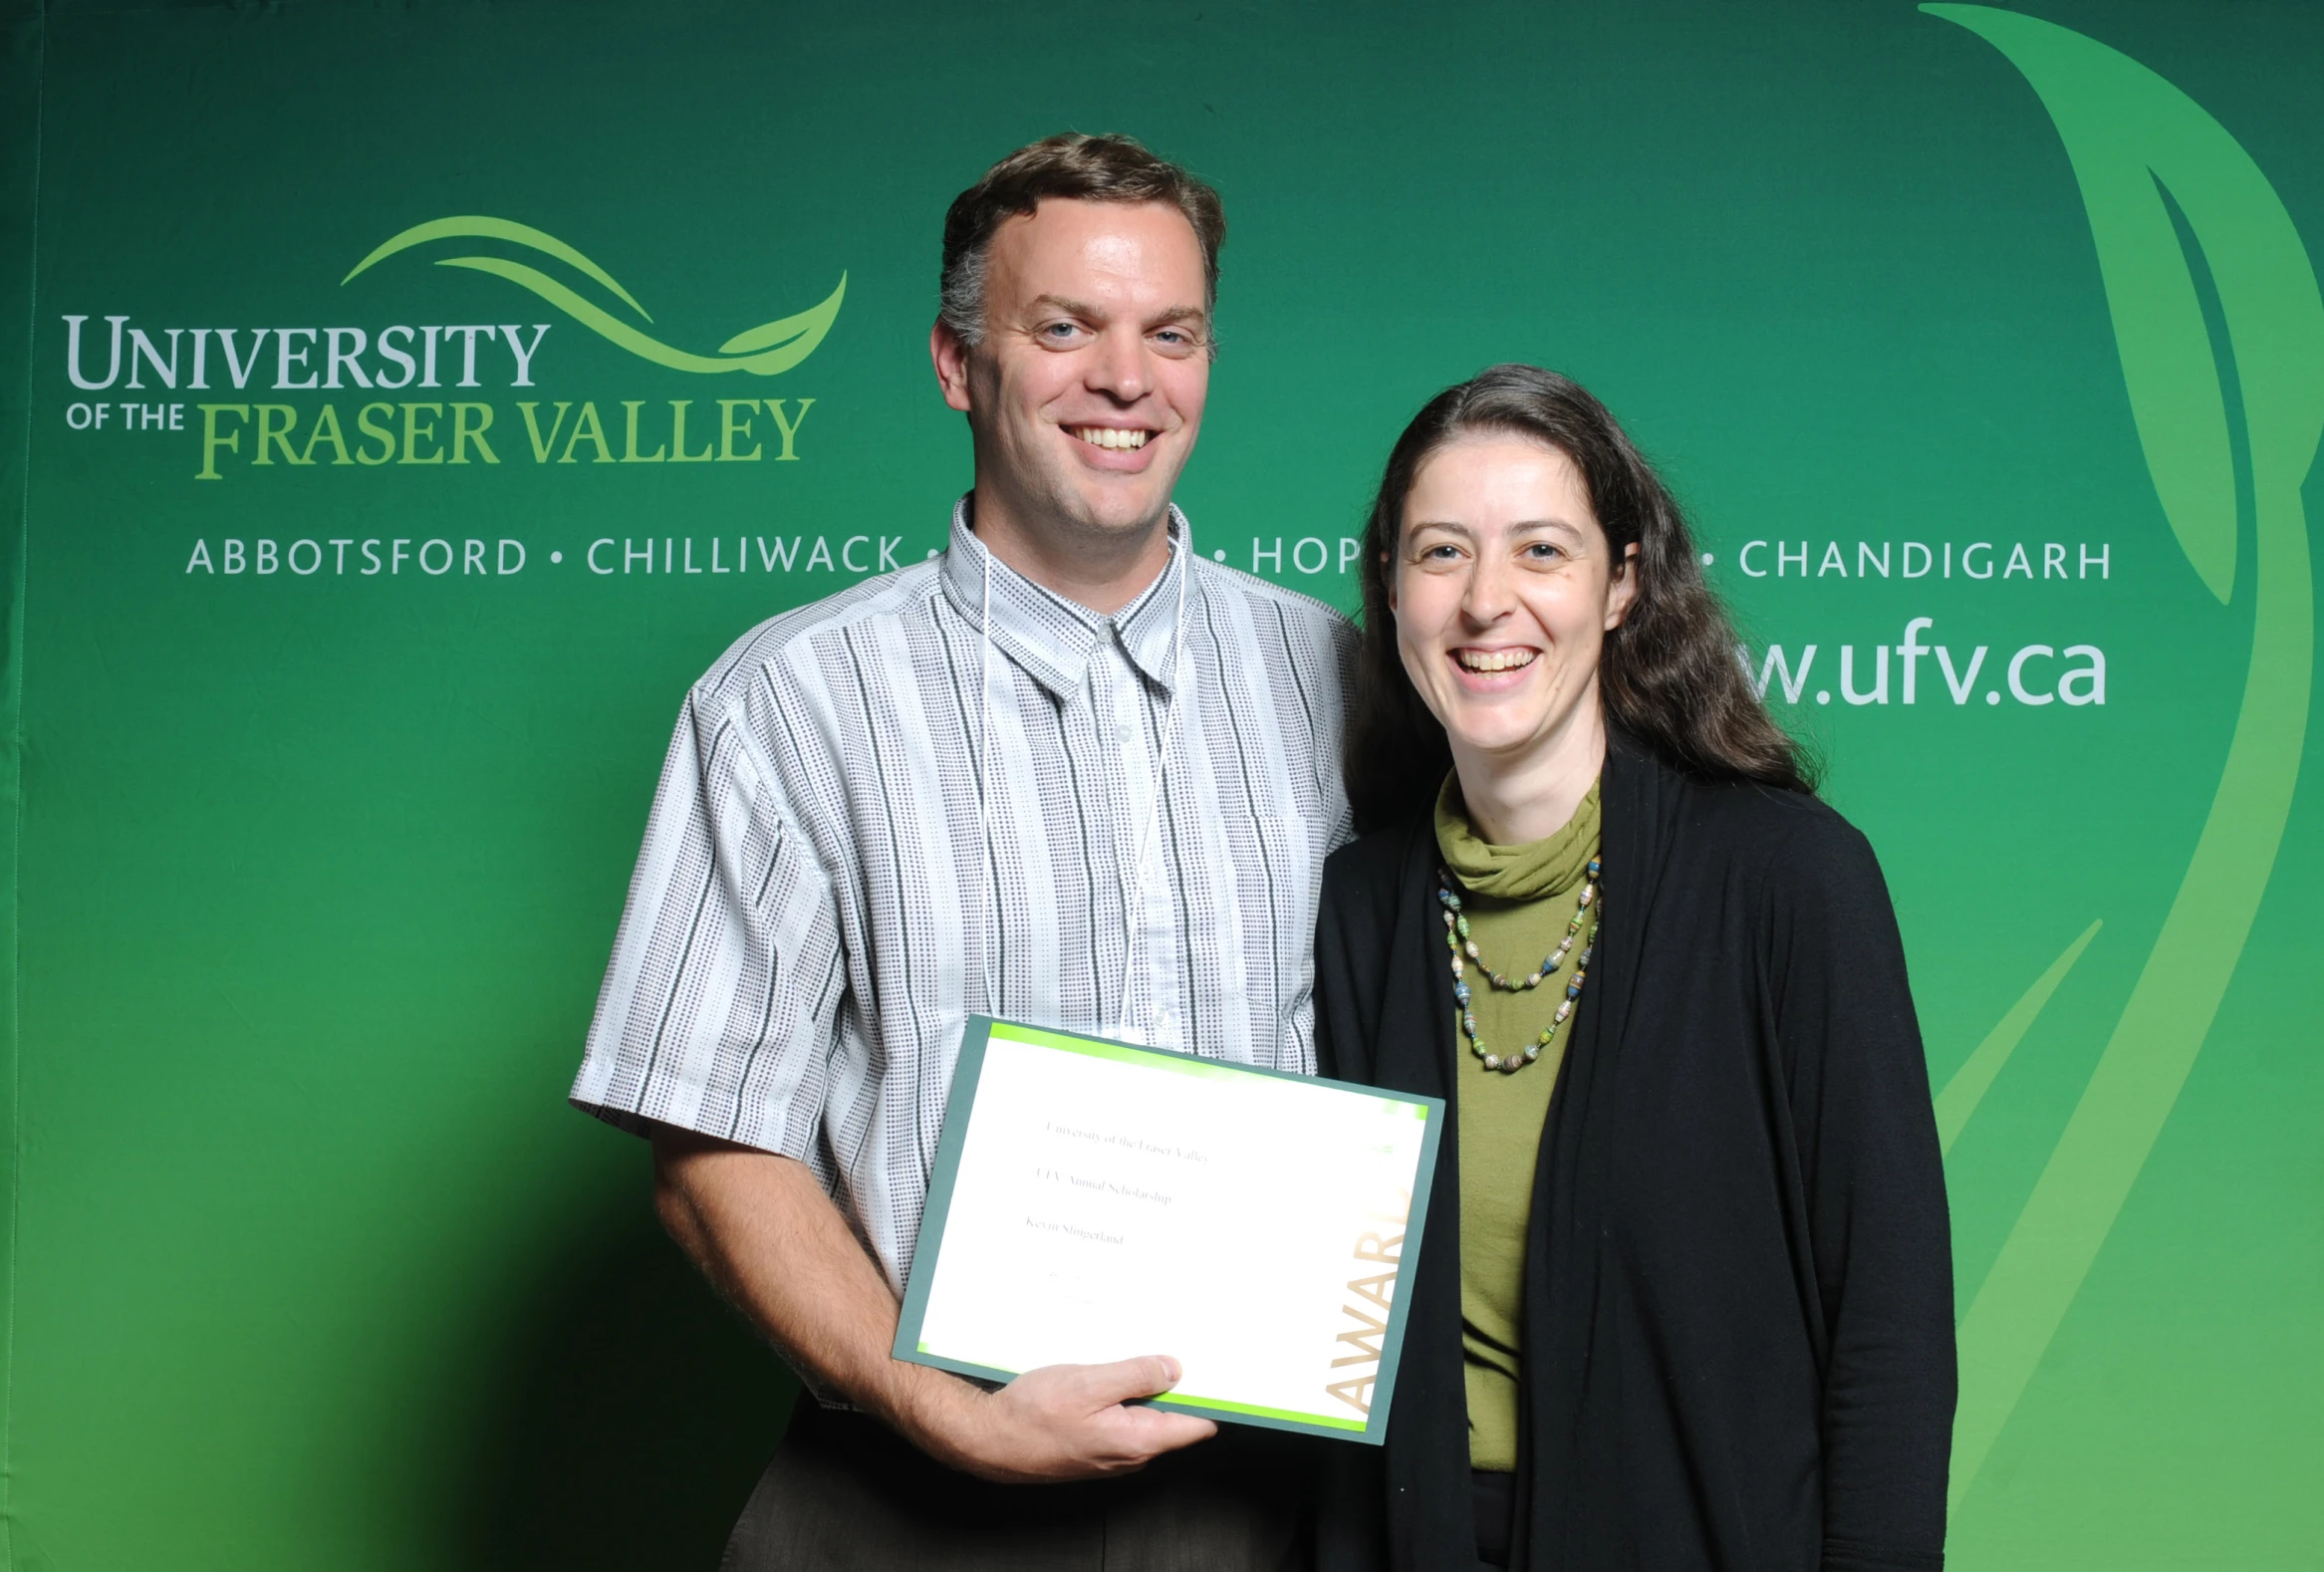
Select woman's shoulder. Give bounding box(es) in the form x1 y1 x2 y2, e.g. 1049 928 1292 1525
1664 770 1889 898
1322 811 1432 907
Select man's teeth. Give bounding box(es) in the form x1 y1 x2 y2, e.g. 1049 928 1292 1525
1456 650 1537 672
1072 426 1149 450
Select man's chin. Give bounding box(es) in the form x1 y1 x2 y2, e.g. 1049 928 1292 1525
1060 484 1177 542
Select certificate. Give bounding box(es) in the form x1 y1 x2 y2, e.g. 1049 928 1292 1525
894 1017 1444 1443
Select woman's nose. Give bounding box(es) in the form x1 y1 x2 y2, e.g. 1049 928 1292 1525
1461 559 1514 626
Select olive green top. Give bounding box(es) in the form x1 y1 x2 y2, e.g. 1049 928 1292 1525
1434 772 1602 1473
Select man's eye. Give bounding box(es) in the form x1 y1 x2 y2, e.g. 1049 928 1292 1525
1043 322 1080 339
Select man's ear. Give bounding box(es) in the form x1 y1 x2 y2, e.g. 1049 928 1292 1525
1605 541 1642 631
930 320 975 413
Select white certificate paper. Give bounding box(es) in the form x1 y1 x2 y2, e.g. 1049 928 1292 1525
894 1017 1444 1442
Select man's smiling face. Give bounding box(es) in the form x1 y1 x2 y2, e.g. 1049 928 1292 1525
938 198 1211 549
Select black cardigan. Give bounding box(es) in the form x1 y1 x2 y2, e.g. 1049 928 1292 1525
1313 737 1954 1572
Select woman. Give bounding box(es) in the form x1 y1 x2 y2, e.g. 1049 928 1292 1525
1315 366 1953 1572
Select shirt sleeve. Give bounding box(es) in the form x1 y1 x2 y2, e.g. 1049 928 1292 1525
570 679 846 1165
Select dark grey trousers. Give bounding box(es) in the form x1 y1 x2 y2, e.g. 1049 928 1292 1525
720 1402 1317 1572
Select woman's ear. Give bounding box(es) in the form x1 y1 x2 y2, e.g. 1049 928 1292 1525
1381 550 1397 614
1605 541 1642 631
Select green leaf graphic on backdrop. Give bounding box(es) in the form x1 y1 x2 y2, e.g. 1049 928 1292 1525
342 215 846 375
1923 4 2324 1513
1934 919 2102 1156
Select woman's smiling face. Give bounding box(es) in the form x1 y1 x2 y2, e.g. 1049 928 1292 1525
1390 434 1637 768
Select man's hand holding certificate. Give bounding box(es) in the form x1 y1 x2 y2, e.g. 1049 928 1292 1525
897 1019 1444 1443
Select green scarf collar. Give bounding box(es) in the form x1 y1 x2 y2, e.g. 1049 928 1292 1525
1433 772 1602 901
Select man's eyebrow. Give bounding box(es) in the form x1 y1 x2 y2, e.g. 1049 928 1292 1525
1028 294 1210 332
1027 293 1103 319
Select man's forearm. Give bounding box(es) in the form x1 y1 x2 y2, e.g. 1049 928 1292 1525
649 1130 980 1457
649 1125 1215 1483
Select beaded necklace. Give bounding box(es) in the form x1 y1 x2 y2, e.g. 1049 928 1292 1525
1436 858 1600 1073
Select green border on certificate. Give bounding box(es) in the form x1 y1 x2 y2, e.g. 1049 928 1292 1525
893 1016 1445 1445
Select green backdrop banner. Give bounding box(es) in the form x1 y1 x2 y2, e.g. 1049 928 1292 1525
3 1 2317 1567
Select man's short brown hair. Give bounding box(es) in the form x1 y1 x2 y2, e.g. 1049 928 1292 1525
938 133 1226 349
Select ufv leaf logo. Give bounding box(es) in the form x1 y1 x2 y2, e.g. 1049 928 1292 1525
1923 2 2323 1523
343 216 846 376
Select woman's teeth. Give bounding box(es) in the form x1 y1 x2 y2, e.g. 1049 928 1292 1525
1456 649 1537 672
1072 426 1149 450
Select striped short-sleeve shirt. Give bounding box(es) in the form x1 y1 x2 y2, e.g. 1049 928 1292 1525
571 500 1358 1290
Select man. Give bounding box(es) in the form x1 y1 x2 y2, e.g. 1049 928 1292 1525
571 133 1356 1569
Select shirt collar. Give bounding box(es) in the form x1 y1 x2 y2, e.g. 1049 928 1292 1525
937 495 1194 699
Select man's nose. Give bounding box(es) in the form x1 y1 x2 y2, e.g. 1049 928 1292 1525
1086 326 1150 403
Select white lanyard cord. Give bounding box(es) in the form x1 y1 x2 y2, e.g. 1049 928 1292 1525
976 523 1191 1035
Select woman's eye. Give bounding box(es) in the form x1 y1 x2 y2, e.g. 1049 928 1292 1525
1525 542 1565 561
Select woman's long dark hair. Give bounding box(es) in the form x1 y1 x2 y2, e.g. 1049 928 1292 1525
1346 365 1816 831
